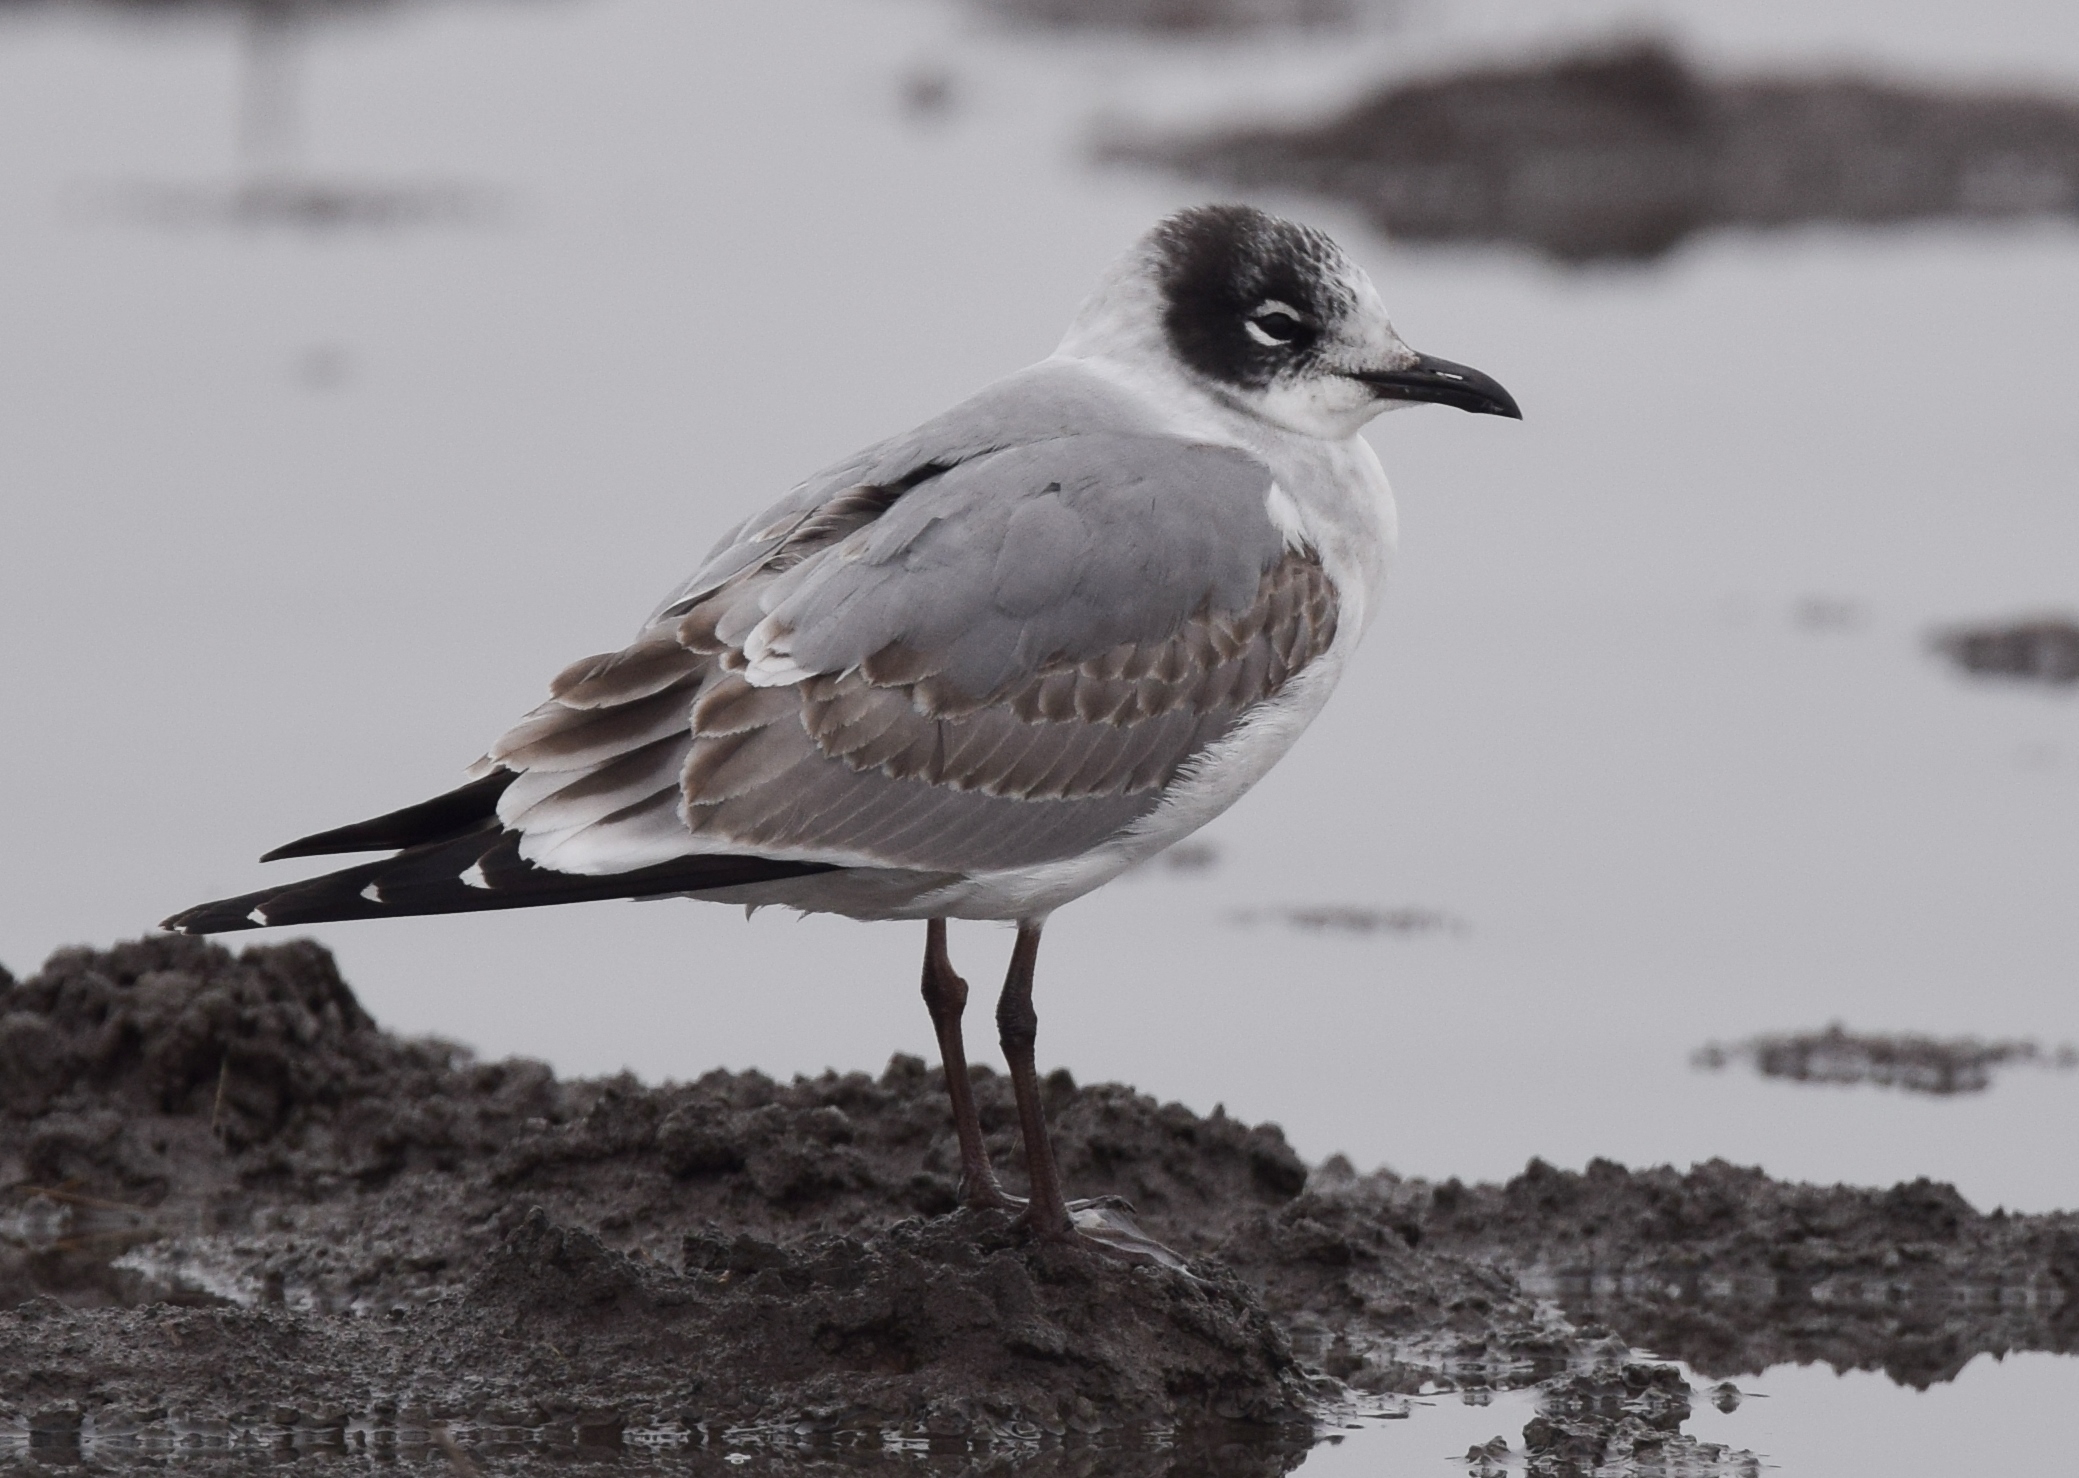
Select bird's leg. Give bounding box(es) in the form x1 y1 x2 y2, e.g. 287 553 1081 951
920 918 1017 1211
995 920 1075 1241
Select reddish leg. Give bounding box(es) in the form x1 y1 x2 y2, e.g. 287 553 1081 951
995 921 1074 1241
920 918 1016 1211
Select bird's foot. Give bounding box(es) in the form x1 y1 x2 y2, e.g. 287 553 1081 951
963 1186 1191 1276
959 1172 1025 1214
1064 1195 1195 1276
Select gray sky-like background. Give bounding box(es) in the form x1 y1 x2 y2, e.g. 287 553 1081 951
4 0 2077 1219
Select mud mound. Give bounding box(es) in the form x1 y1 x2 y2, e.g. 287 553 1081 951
0 939 1321 1440
1400 1157 2079 1387
975 0 1367 34
491 1209 1305 1433
0 932 557 1159
1110 40 2079 262
0 936 1304 1315
1932 615 2079 685
1498 1362 1758 1478
1694 1023 2077 1095
1207 1173 1574 1394
6 937 2079 1463
0 1207 1310 1447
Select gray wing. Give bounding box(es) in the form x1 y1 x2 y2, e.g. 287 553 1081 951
484 424 1337 879
647 359 1175 625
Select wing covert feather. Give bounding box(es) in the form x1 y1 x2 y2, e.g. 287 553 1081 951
483 423 1339 879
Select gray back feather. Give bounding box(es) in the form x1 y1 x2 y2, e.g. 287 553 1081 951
747 433 1282 699
649 360 1190 625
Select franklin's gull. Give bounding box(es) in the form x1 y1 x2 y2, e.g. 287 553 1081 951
166 203 1520 1254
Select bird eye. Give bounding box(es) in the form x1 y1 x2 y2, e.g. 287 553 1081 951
1244 304 1308 348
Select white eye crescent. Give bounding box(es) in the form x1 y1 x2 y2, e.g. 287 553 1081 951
1245 300 1306 347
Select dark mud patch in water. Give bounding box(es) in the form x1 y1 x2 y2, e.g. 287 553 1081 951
1109 40 2079 263
1695 1023 2078 1095
1226 905 1463 937
3 939 2075 1465
1397 1157 2079 1389
1513 1362 1752 1478
1932 616 2079 686
973 0 1384 35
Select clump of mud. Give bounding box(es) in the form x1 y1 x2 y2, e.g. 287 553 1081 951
1510 1363 1757 1478
973 0 1379 34
5 1208 1301 1447
1108 40 2079 262
4 937 2077 1468
1393 1157 2079 1389
0 936 1320 1445
1932 616 2079 685
1695 1023 2078 1095
1227 905 1463 937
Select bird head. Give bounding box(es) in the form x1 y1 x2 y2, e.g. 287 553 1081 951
1061 203 1521 440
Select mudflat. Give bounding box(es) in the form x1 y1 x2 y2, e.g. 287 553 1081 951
4 938 2074 1469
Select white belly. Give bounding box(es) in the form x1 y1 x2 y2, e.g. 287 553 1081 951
915 652 1345 920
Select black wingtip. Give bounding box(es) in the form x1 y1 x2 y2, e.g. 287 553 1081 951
162 839 840 937
260 770 517 861
160 899 268 936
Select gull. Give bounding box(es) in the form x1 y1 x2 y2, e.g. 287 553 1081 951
165 204 1518 1256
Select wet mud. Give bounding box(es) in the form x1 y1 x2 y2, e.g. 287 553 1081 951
1932 616 2079 686
1389 1158 2079 1390
1226 905 1462 937
973 0 1377 35
4 939 2076 1470
1109 40 2079 262
1695 1024 2078 1095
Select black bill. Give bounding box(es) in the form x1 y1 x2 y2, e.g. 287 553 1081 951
1356 353 1522 419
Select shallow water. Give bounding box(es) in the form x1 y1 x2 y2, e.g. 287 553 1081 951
3 0 2074 1209
1309 1352 2079 1476
8 1353 2073 1474
0 0 2075 1464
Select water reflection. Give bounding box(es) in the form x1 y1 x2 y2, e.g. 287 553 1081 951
0 1428 1317 1478
65 175 498 229
25 0 506 230
12 0 418 160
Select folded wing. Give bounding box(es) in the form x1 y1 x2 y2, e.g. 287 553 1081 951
499 427 1337 879
166 370 1342 934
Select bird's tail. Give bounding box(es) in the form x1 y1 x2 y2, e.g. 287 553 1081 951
162 772 833 935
